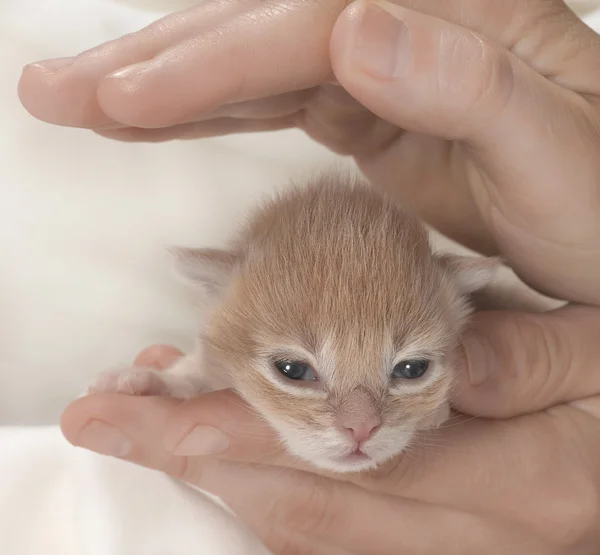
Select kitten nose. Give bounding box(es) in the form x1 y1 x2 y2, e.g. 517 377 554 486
341 417 381 444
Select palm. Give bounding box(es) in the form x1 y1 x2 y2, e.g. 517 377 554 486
384 404 600 530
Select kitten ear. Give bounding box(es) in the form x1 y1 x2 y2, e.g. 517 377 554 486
436 253 501 294
168 246 239 294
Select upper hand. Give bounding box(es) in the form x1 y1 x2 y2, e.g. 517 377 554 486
18 0 600 305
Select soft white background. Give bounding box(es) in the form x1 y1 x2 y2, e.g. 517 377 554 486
0 0 351 426
0 1 598 554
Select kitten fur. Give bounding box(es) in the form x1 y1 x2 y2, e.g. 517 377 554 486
91 175 497 473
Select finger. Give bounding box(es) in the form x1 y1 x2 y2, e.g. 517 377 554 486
21 0 590 132
93 0 571 129
331 1 586 157
93 0 346 128
162 389 312 469
95 114 297 142
59 393 351 553
331 0 600 305
133 344 184 369
389 0 600 94
454 305 600 418
18 0 258 127
93 89 308 141
64 387 305 468
20 0 594 132
59 394 349 555
60 393 551 555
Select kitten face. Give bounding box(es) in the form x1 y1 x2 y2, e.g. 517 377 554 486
209 321 457 473
205 257 464 472
177 178 496 473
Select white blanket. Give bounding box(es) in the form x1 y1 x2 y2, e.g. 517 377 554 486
1 1 598 554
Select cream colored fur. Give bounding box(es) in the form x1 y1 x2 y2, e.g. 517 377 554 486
93 176 498 472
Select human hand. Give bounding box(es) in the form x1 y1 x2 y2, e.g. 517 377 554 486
61 303 600 555
18 0 600 304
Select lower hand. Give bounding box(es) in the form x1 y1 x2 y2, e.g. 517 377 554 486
61 306 600 554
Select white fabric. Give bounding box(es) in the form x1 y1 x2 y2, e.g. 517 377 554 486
1 1 598 554
0 427 271 555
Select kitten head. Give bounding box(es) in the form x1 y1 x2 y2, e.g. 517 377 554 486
173 179 497 473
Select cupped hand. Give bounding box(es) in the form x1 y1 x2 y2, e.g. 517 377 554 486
61 305 600 555
18 0 600 304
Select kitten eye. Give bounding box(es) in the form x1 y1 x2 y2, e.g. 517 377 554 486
274 360 317 381
392 359 430 380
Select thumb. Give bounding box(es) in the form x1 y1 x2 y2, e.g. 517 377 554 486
330 0 600 306
452 305 600 418
330 0 585 167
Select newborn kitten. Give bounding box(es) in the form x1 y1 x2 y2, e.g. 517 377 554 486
91 176 497 473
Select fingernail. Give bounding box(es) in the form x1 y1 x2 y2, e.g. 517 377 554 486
170 425 230 456
353 1 410 78
460 331 491 387
25 56 76 73
107 60 159 80
76 420 132 457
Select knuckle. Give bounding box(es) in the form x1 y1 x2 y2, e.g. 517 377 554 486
301 86 380 155
514 313 555 370
303 479 339 534
510 1 588 85
494 312 569 410
269 476 338 536
301 86 400 156
437 29 515 135
516 314 572 405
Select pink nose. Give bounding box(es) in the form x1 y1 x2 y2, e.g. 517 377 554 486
341 417 381 444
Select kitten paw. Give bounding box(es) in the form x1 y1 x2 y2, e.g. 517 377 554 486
88 367 168 396
88 367 206 400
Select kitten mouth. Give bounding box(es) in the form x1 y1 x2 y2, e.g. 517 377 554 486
337 450 370 464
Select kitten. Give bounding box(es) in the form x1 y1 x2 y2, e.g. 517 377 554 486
91 176 497 473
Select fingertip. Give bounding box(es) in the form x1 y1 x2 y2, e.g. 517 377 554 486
451 311 552 419
18 62 115 128
17 65 61 124
450 370 494 418
59 400 82 446
449 350 481 416
59 393 110 445
134 344 184 369
329 0 363 75
450 317 510 417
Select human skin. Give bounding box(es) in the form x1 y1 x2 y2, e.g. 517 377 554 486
18 0 600 305
61 306 600 555
17 0 600 552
